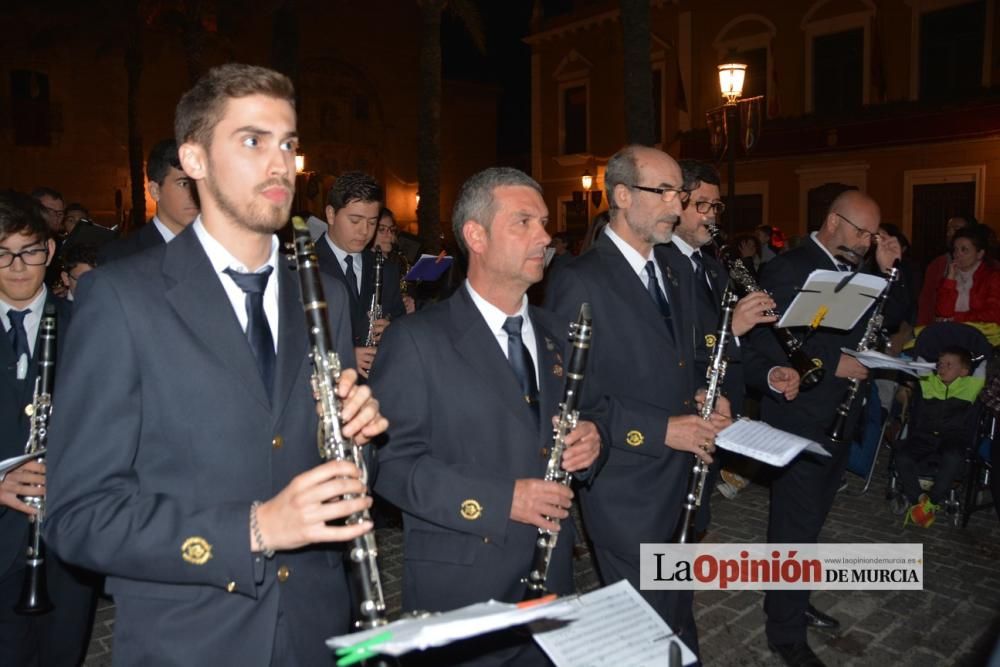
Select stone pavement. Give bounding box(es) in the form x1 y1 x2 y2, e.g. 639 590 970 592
82 455 1000 666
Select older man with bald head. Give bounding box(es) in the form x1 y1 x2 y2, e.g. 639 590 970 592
743 189 906 666
546 145 733 658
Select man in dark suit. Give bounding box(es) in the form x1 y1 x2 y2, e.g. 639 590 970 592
316 172 405 377
546 145 731 657
99 138 200 264
0 191 96 666
743 190 904 667
370 167 603 666
670 161 800 535
43 64 387 666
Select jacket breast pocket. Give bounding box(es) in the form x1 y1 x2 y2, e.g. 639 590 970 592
106 576 201 601
404 529 482 566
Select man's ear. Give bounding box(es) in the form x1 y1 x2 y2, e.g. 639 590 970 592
45 238 57 267
463 221 487 255
148 181 161 202
325 205 336 226
178 142 205 180
613 183 631 211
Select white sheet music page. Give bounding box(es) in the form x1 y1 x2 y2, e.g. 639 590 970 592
531 580 696 666
716 418 830 467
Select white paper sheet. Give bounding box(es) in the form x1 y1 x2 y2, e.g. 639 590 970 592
716 418 829 467
531 580 696 667
778 269 887 331
843 348 936 377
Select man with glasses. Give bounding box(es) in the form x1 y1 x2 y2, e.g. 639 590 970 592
0 192 96 667
742 190 904 667
30 188 66 237
58 243 98 301
669 160 800 537
373 208 415 314
546 145 732 658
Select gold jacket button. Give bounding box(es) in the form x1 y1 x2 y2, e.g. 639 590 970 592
272 435 283 450
483 537 490 544
683 399 691 407
678 360 686 368
540 447 549 458
226 581 237 593
277 565 290 582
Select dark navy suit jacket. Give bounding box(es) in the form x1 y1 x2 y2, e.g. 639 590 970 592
546 232 698 553
44 225 357 666
371 285 582 613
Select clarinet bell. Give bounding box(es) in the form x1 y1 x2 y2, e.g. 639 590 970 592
14 561 53 615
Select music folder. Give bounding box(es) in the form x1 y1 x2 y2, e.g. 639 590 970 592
777 269 887 331
404 254 453 282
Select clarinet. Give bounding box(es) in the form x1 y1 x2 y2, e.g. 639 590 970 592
827 259 900 443
15 303 56 615
673 289 736 544
290 218 388 631
707 224 824 390
523 303 592 600
364 246 386 347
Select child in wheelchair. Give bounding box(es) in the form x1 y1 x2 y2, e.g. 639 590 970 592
891 345 984 527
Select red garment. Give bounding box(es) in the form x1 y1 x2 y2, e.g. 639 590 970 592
935 262 1000 324
917 254 947 325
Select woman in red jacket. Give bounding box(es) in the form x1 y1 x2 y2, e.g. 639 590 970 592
935 226 1000 324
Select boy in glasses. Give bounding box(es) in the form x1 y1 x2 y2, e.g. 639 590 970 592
0 191 96 667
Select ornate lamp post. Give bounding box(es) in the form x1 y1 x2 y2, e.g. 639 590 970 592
718 58 746 235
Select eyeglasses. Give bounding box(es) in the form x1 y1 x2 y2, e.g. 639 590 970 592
0 247 48 269
835 212 878 242
41 205 65 219
693 200 726 216
630 184 691 204
376 225 397 234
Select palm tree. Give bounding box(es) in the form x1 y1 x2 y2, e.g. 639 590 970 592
416 0 484 254
620 0 655 146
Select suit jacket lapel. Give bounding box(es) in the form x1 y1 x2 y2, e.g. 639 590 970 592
162 227 270 409
450 286 538 435
271 255 308 421
658 245 694 356
532 312 564 442
359 250 375 310
594 235 673 344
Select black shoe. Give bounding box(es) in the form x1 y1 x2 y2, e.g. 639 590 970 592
804 604 840 630
768 641 826 667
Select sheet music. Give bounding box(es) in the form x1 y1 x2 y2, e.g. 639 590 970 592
532 580 696 667
843 348 936 377
716 418 829 467
778 269 887 331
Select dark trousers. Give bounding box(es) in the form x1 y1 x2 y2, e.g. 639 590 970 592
592 546 700 659
0 554 98 667
894 434 966 504
764 444 851 645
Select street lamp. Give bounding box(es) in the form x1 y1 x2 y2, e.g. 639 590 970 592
718 57 747 235
581 170 593 191
295 152 305 174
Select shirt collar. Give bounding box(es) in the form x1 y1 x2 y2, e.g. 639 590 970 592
604 224 655 276
671 234 697 258
192 216 279 275
324 233 360 269
0 284 47 327
152 216 177 243
809 231 843 269
464 279 529 333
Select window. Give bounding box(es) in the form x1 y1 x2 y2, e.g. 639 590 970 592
10 70 51 147
919 0 986 100
560 82 588 155
813 29 864 112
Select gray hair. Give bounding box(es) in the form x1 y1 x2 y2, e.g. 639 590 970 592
451 167 542 254
604 146 642 211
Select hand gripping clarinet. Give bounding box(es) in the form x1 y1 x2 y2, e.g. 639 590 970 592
707 223 825 390
290 218 387 631
523 303 592 600
364 246 385 347
15 303 56 615
827 259 900 443
672 290 736 544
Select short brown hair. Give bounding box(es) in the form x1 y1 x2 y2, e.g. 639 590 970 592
174 63 295 148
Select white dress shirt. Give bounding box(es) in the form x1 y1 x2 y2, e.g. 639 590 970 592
604 225 668 298
1 285 48 378
465 280 540 384
152 216 177 243
324 235 362 296
192 217 279 351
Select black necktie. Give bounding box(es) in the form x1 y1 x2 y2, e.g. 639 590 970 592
7 308 30 362
691 251 715 303
837 263 851 272
502 316 540 427
645 261 674 336
224 268 275 396
345 254 360 297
